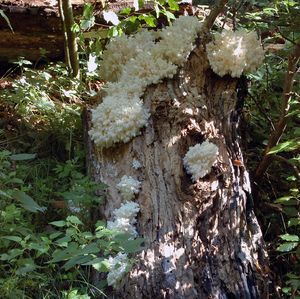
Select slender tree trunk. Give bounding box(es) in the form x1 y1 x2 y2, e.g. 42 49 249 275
61 0 79 78
58 0 71 69
86 40 269 298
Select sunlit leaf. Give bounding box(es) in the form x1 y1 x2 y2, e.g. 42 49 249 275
49 220 66 227
280 234 299 242
268 140 300 154
277 242 298 252
288 218 300 227
66 215 83 225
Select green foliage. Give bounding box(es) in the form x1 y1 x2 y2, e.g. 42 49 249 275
241 1 300 296
2 59 82 135
0 150 142 298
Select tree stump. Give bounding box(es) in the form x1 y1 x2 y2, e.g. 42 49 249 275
85 37 269 299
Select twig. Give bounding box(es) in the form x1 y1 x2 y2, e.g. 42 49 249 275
255 39 300 180
202 0 228 32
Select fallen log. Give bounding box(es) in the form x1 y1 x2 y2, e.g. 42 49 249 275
0 0 136 63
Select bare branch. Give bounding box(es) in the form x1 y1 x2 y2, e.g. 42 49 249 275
255 40 300 180
202 0 228 32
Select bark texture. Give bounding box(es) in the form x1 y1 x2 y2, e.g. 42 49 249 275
86 40 269 298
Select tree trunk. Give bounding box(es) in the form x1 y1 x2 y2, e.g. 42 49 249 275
86 41 269 298
61 0 79 78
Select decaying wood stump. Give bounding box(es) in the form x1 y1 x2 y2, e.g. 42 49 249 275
86 35 269 299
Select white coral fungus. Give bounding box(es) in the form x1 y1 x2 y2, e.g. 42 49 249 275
113 201 140 222
107 201 140 237
100 30 156 82
89 16 202 148
132 159 142 170
117 175 141 201
183 141 219 181
107 217 138 236
89 95 150 148
153 15 201 65
206 29 264 77
107 252 129 287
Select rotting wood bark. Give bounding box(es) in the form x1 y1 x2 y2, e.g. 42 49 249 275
0 0 135 62
86 38 269 298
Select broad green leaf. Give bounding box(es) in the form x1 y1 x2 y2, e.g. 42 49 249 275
280 234 299 242
55 235 71 247
120 7 131 15
28 242 50 254
10 153 36 161
10 178 24 184
80 17 95 31
267 140 300 155
138 15 157 27
80 243 99 255
2 235 22 243
49 232 63 240
95 221 106 230
49 220 66 227
83 3 93 18
13 190 46 213
282 287 292 294
63 255 92 270
82 257 110 272
162 10 176 22
277 242 298 252
49 243 79 263
0 248 24 261
66 215 83 225
62 289 90 299
167 0 179 10
81 231 93 240
15 258 37 275
275 195 297 206
288 218 300 227
66 227 77 236
283 207 299 217
83 257 103 265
